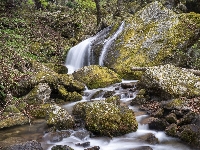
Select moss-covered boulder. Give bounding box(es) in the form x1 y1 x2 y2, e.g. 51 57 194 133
46 104 75 130
99 1 200 79
44 63 68 74
22 83 51 105
72 101 138 137
57 85 82 101
0 112 29 129
179 124 200 148
72 65 121 89
139 64 200 99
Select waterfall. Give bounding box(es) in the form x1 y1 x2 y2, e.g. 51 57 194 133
99 22 125 66
65 22 124 73
65 37 94 74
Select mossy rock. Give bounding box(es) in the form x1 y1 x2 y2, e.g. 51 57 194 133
72 65 121 89
57 85 82 101
105 95 121 105
165 123 178 137
51 145 74 150
31 103 51 118
179 124 200 148
139 64 200 99
47 104 75 130
100 1 200 79
72 101 138 137
22 83 51 105
58 74 85 92
0 113 29 129
44 63 68 74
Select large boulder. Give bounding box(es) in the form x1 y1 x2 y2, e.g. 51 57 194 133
72 65 121 89
22 83 51 105
72 100 138 137
46 104 75 130
0 112 29 129
97 1 200 79
138 64 200 99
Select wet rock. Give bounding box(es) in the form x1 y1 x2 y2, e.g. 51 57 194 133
131 146 153 150
148 118 169 131
178 124 200 148
49 131 63 143
84 146 100 150
61 130 72 138
166 113 177 124
90 90 104 99
138 133 159 145
2 140 43 150
105 95 121 105
72 101 138 137
72 65 121 89
46 104 74 130
71 130 90 140
165 123 178 137
130 89 147 105
103 90 115 98
178 112 198 126
75 142 90 147
121 82 136 89
51 145 74 150
151 108 164 118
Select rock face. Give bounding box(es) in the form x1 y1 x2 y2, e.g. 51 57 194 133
98 1 200 79
72 100 138 137
72 65 121 89
139 64 200 99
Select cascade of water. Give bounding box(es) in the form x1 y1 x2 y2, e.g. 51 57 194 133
65 26 112 74
65 37 95 74
99 22 125 66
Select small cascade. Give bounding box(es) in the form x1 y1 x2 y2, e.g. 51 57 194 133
65 37 94 74
99 22 125 66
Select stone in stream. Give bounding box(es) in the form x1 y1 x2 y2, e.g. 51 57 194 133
51 145 74 150
131 146 153 150
1 140 43 150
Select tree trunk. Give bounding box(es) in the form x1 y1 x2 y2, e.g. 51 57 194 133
94 0 101 26
131 67 200 76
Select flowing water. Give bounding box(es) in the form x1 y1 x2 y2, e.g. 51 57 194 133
98 22 124 66
65 37 95 74
41 80 192 150
0 22 194 150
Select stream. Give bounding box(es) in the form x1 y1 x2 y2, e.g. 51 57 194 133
41 80 191 150
0 81 193 150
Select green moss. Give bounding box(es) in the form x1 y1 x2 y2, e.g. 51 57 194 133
105 2 200 79
31 103 50 118
44 63 68 74
73 65 121 89
166 99 183 108
73 101 138 137
58 85 82 101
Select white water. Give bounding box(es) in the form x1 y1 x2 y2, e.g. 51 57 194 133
65 37 95 74
99 22 125 66
42 80 192 150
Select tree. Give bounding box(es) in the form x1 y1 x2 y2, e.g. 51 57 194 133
93 0 101 26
